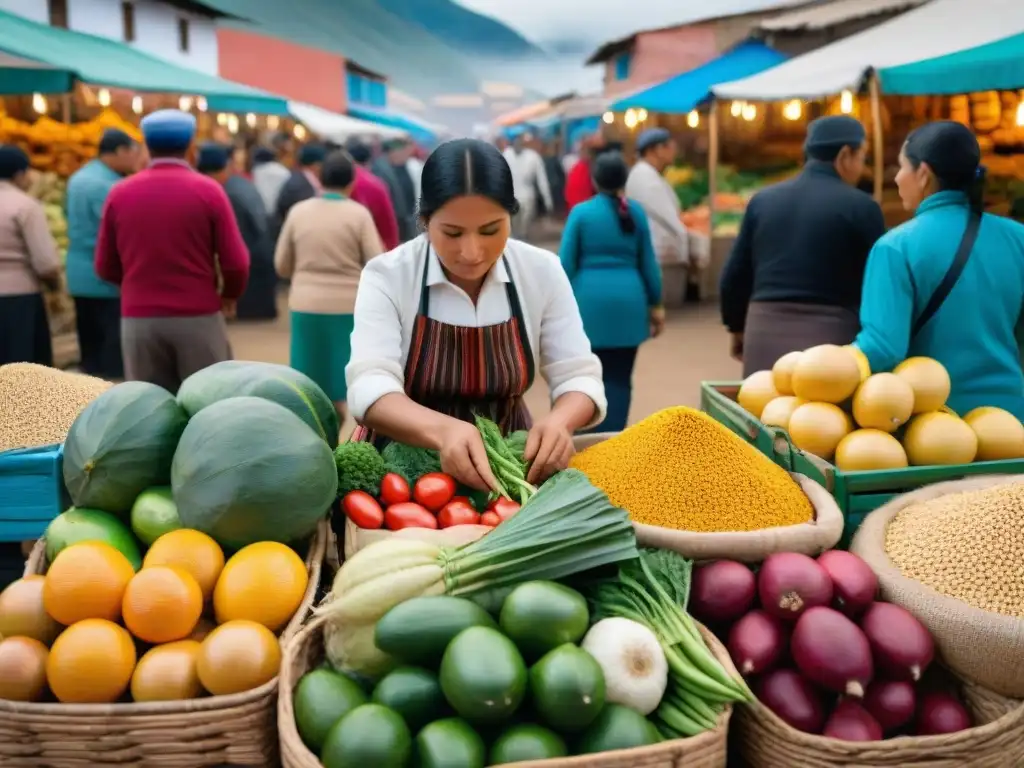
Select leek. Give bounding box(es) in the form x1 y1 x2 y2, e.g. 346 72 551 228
318 469 637 677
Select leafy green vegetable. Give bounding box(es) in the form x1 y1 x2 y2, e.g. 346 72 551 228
334 442 386 497
475 416 536 504
380 441 442 485
505 430 528 461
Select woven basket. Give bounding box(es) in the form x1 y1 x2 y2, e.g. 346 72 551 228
1 519 329 767
279 614 732 768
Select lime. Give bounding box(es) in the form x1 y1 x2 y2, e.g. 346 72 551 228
490 723 567 764
321 704 411 768
130 487 181 546
293 668 367 754
44 508 142 570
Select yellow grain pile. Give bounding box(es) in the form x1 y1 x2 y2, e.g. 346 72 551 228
570 406 814 532
0 363 112 452
886 481 1024 617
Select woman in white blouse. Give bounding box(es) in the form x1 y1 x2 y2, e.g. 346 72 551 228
347 138 606 492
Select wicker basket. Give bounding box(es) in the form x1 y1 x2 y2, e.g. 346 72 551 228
279 614 732 768
0 519 329 767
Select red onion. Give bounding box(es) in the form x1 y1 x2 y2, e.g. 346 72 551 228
690 561 757 624
792 607 873 698
860 602 934 681
728 610 787 677
759 553 834 621
824 699 883 741
915 692 972 736
756 668 826 734
863 680 916 732
817 550 878 617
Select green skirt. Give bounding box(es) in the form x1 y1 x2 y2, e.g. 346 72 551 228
289 311 354 403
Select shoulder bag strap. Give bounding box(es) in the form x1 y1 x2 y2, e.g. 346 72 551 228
911 210 981 338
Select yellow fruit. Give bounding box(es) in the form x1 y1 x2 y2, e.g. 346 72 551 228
772 351 803 396
0 576 62 645
903 412 978 466
852 373 915 433
143 529 225 603
47 619 136 703
964 407 1024 461
122 566 203 644
835 429 908 471
131 640 204 702
43 541 135 625
737 370 779 419
760 396 805 430
0 636 49 701
845 345 871 382
894 357 951 414
791 345 862 404
196 620 281 696
214 542 308 632
788 402 852 461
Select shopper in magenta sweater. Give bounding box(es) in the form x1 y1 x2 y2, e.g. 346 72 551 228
95 109 249 392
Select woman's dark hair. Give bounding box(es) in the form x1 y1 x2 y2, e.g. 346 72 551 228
418 138 519 220
592 152 635 234
904 121 986 212
321 150 355 189
0 145 29 181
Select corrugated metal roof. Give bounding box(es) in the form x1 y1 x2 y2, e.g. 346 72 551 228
758 0 929 31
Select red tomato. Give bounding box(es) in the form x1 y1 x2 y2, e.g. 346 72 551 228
342 491 384 530
438 501 480 529
480 511 501 527
489 497 521 522
414 473 457 511
379 473 411 507
450 495 475 509
385 502 439 531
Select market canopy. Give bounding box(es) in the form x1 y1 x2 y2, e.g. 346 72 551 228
0 9 288 114
288 102 408 142
612 41 787 114
713 0 1024 100
348 105 446 146
0 52 74 95
878 30 1024 94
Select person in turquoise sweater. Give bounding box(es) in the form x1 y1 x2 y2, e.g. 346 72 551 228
854 121 1024 421
560 152 664 432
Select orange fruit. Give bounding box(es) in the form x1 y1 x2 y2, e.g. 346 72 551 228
903 412 978 466
47 619 136 703
852 373 915 433
197 620 281 696
835 429 908 471
788 402 852 461
894 357 951 414
964 407 1024 461
131 640 204 702
0 636 49 701
43 541 135 625
143 529 225 603
213 542 308 632
189 617 217 642
760 396 805 430
737 370 779 420
0 576 62 645
122 566 203 644
791 344 862 404
772 351 803 396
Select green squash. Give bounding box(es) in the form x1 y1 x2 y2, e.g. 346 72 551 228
176 360 339 448
63 381 188 515
171 397 337 550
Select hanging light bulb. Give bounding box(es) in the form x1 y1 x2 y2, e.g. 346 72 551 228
687 110 700 128
226 114 239 134
741 103 757 122
294 123 307 140
179 96 193 111
840 90 854 114
602 111 614 124
132 96 143 114
245 113 257 128
98 88 111 107
216 113 228 126
197 97 208 112
730 100 743 117
624 108 638 129
31 93 47 114
1016 102 1024 127
782 100 802 121
637 108 648 122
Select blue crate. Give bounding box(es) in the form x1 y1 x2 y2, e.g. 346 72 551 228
0 443 68 542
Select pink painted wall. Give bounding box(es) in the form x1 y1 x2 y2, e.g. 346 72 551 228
602 24 720 98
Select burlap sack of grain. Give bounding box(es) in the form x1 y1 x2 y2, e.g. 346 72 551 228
573 434 844 563
851 475 1024 698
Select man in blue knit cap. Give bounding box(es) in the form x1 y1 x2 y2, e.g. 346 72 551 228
95 109 250 392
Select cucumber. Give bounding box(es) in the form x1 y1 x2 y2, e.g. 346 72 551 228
529 644 605 733
372 666 448 732
440 626 527 725
320 704 411 768
576 704 661 754
375 596 497 668
489 723 568 763
415 718 486 768
499 581 589 661
293 668 367 754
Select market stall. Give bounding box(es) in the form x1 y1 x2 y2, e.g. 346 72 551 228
287 101 408 143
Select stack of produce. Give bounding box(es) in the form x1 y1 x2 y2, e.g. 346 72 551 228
0 109 141 177
666 164 798 237
26 171 68 261
688 550 974 741
737 344 1024 468
569 406 814 533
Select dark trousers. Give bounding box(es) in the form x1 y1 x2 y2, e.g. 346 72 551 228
0 293 53 366
74 296 124 379
591 347 639 433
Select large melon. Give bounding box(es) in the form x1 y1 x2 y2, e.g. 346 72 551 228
63 382 188 514
177 361 339 448
171 397 338 551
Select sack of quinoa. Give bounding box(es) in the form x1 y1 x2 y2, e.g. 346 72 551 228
851 475 1024 698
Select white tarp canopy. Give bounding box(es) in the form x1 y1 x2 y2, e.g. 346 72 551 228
714 0 1024 100
287 101 408 142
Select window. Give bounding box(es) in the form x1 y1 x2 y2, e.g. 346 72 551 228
177 18 190 52
121 2 135 42
347 71 366 104
615 51 632 81
368 80 387 108
48 0 68 28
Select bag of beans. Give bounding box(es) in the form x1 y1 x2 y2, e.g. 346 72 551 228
851 475 1024 698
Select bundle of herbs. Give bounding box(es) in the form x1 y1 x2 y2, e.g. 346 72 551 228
475 415 535 503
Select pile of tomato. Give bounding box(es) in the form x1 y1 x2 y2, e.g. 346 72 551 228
341 472 521 532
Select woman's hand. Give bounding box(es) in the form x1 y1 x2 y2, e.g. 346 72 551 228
729 332 744 362
650 306 666 338
437 418 499 492
524 413 575 485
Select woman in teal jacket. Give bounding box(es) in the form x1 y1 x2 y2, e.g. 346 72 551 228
560 152 664 431
854 121 1024 421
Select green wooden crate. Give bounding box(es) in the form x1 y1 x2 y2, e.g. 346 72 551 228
700 381 1024 547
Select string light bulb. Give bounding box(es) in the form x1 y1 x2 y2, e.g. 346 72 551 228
1016 101 1024 127
624 108 638 129
294 123 307 140
245 113 257 128
216 113 228 126
602 111 614 124
267 115 280 130
840 90 854 114
730 100 743 117
98 88 111 107
741 103 757 122
782 100 802 121
226 114 239 134
637 108 648 122
32 93 47 114
687 110 699 128
132 96 143 114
